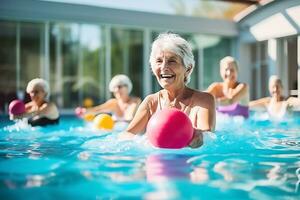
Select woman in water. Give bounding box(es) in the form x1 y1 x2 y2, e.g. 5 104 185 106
79 74 141 122
119 33 216 148
250 75 300 120
206 56 249 117
10 78 59 126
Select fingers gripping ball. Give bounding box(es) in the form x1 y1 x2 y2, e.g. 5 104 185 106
146 108 194 149
9 100 25 115
93 114 115 130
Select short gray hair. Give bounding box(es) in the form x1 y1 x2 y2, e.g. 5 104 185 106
220 56 238 71
26 78 50 100
149 33 195 84
269 75 282 88
109 74 133 93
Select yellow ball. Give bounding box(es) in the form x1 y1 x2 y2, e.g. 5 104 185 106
83 113 95 122
93 114 114 130
83 98 94 108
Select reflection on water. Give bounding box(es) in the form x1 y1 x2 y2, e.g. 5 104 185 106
0 115 299 199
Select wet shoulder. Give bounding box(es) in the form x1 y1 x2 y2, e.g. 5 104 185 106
191 89 215 108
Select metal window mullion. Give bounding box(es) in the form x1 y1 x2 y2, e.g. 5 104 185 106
143 28 151 97
16 22 20 91
298 36 300 98
44 22 50 82
198 48 203 90
78 24 83 104
56 24 63 107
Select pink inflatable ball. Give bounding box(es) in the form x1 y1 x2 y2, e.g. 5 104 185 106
146 108 194 149
9 100 25 115
75 107 86 117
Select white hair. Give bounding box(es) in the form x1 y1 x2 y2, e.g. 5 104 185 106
149 33 195 84
26 78 50 100
269 75 282 88
220 56 238 70
109 74 133 93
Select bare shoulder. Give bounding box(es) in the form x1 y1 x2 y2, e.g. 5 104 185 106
142 92 158 104
192 90 215 107
207 82 222 90
210 82 222 87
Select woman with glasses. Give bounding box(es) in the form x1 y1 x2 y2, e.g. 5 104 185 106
80 74 141 122
9 78 60 126
119 33 216 148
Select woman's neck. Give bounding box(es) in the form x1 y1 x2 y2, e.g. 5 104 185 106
271 95 284 102
118 95 130 103
164 85 187 101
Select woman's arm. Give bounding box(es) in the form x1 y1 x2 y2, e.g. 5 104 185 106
219 83 248 105
10 102 59 120
86 99 117 114
287 97 300 108
205 82 218 97
189 93 216 148
249 97 270 108
119 95 152 139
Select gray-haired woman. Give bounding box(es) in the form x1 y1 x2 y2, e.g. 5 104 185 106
10 78 59 126
120 33 215 148
81 74 141 122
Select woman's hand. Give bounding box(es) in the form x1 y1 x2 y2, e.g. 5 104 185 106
188 129 204 148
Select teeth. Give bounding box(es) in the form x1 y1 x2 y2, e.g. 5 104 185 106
161 74 174 78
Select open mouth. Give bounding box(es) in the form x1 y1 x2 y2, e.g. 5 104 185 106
160 74 175 79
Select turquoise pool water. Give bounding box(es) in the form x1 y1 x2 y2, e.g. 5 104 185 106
0 113 299 199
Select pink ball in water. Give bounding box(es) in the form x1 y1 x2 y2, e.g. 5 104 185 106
146 108 194 149
9 100 25 115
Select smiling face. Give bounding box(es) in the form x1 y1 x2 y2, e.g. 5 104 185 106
152 50 188 89
112 84 129 99
220 61 238 83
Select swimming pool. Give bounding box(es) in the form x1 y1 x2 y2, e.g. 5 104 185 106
0 113 299 199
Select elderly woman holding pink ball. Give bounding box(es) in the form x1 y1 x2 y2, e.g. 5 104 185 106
9 78 59 126
120 33 216 148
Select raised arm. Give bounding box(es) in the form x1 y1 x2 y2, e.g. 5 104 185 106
219 83 248 105
249 97 270 109
287 97 300 108
189 92 216 148
206 82 219 97
86 99 117 114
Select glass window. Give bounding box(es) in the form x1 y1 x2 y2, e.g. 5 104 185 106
111 28 144 98
20 22 43 91
60 23 80 108
80 24 106 106
202 37 232 89
0 21 17 113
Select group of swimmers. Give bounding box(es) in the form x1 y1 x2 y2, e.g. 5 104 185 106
9 32 300 148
